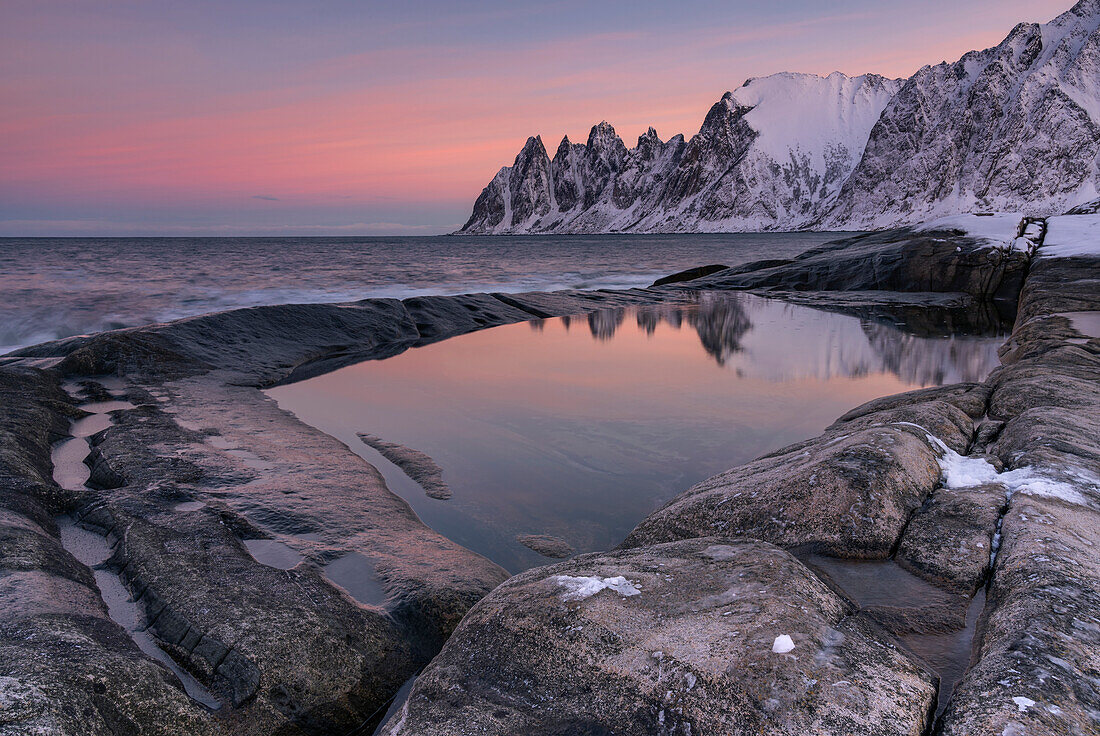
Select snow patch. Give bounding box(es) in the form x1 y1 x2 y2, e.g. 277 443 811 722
895 422 1100 507
732 72 901 182
771 634 795 653
915 213 1024 246
1012 695 1036 712
1041 215 1100 258
552 575 641 600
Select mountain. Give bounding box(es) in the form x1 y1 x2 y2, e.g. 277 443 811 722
824 0 1100 229
460 1 1100 234
461 72 901 234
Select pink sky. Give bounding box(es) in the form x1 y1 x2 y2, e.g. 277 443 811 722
0 0 1077 235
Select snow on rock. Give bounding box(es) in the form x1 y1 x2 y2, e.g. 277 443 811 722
461 72 902 234
896 422 1100 508
915 213 1024 247
1040 214 1100 258
771 634 795 654
552 575 641 600
1012 696 1036 712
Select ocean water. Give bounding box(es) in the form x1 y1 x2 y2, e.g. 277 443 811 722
0 233 847 354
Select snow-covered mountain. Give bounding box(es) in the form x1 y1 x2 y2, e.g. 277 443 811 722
460 0 1100 234
462 72 901 234
824 0 1100 229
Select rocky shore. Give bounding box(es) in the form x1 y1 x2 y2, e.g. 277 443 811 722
1 218 1096 735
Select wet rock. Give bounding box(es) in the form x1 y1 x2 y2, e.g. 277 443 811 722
0 373 221 735
690 229 1030 302
60 378 510 732
380 538 935 736
515 534 575 559
651 263 730 287
402 293 533 342
797 553 968 637
358 433 450 500
895 486 1004 595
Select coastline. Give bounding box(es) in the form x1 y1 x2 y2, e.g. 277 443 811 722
1 224 1096 734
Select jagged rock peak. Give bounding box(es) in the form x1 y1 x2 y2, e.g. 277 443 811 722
586 121 624 150
517 135 548 160
460 3 1100 234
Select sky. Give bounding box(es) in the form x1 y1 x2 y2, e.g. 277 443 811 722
0 0 1077 236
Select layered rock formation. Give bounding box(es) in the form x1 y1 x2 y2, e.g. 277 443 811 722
461 1 1100 234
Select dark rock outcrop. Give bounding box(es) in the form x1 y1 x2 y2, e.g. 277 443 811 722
681 228 1031 304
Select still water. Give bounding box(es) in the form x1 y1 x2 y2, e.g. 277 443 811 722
270 292 1005 573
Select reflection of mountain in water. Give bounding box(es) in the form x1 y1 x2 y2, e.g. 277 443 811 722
587 308 626 341
861 323 1002 385
577 292 1005 386
685 293 752 366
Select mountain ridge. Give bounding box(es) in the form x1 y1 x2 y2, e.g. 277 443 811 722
460 0 1100 234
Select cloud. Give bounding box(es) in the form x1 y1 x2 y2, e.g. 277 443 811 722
252 194 280 201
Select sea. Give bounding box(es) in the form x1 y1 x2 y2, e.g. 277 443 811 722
0 232 849 355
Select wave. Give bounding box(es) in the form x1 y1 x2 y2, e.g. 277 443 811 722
0 271 666 356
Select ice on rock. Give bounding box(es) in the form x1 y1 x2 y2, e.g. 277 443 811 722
893 422 1100 507
552 575 641 600
771 634 795 654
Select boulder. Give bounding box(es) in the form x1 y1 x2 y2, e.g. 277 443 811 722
381 538 936 736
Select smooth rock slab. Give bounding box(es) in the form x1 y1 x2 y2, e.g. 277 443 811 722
516 533 575 559
358 433 451 500
622 423 947 558
380 538 936 736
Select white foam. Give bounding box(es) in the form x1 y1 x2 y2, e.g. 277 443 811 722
552 575 641 600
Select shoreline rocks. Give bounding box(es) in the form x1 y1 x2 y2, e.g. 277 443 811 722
2 226 1095 734
380 539 937 736
358 433 451 500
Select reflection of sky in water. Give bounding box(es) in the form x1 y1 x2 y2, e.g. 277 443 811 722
269 293 1006 573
